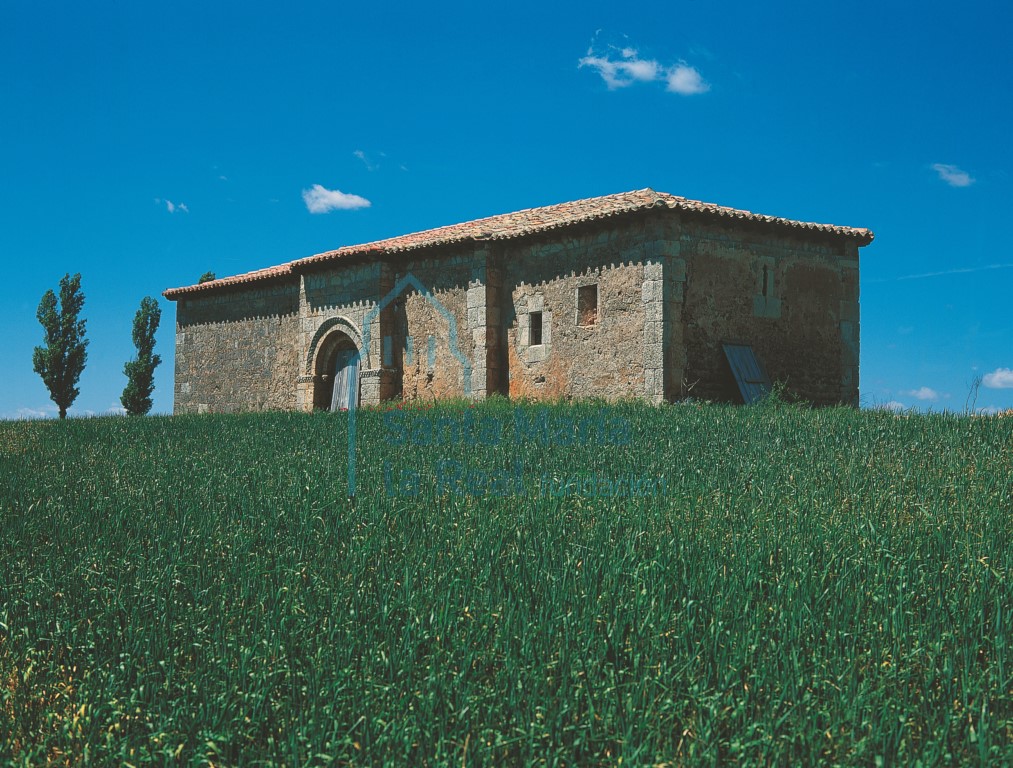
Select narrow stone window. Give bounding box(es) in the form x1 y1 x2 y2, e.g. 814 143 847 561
752 258 781 319
529 311 543 345
577 284 598 327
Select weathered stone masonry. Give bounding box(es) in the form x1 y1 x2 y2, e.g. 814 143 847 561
165 189 873 413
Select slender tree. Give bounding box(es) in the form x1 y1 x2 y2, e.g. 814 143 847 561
32 273 89 419
121 297 162 416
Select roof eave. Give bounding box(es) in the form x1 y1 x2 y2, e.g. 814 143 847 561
162 269 297 301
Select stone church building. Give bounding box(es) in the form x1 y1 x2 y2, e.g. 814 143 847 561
163 188 873 413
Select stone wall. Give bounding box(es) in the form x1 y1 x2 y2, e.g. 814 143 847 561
174 280 301 413
394 249 475 401
678 220 857 405
500 216 675 401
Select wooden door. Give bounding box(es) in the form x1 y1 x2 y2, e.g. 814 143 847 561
329 348 360 411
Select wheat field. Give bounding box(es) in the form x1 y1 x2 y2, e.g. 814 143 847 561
1 399 1010 765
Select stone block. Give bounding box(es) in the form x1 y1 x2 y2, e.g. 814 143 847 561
644 300 663 324
467 285 485 308
644 343 664 369
467 306 485 328
643 320 664 345
644 261 664 281
644 368 663 397
641 279 662 304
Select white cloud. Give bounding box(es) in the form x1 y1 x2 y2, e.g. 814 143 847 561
578 50 660 89
1 405 124 420
666 63 710 95
906 386 939 401
579 40 708 95
11 406 55 420
932 163 974 187
983 367 1013 389
353 150 375 171
877 400 907 412
302 184 371 214
106 402 128 416
156 198 189 214
355 150 393 172
868 263 1013 283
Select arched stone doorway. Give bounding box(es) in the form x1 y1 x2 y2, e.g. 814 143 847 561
313 330 361 410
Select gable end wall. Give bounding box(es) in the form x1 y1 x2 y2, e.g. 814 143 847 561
174 280 301 414
679 220 859 405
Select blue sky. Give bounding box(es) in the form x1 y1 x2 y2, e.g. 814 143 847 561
2 1 1011 417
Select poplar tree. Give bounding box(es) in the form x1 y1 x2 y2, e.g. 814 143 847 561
120 297 162 416
32 273 89 419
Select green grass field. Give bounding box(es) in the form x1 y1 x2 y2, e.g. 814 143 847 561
1 400 1011 765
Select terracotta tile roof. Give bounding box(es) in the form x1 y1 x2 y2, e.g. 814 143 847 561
163 188 873 298
188 264 293 290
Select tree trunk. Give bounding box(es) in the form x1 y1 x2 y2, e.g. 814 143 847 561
59 407 67 419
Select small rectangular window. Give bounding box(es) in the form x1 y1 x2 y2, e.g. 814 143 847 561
529 311 543 345
577 284 598 326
